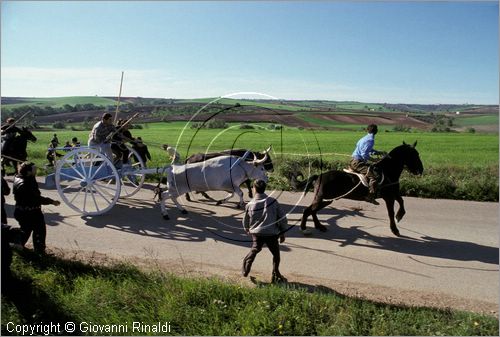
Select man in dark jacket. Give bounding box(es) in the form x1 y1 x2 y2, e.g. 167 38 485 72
13 162 60 254
132 137 151 165
2 170 10 226
1 117 22 155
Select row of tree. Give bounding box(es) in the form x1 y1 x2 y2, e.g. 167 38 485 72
4 103 106 118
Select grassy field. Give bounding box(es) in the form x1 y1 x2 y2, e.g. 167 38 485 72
27 122 498 169
180 98 310 111
1 96 118 111
7 122 497 201
2 250 498 336
453 115 499 127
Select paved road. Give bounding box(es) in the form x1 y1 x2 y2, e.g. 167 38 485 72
4 178 498 315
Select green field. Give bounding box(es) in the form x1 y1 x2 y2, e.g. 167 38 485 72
180 98 310 111
453 115 499 127
28 122 498 169
1 96 118 111
5 122 496 201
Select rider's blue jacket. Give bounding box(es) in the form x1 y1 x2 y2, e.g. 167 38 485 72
352 133 377 161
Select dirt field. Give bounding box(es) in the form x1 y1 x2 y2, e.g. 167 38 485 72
310 113 430 128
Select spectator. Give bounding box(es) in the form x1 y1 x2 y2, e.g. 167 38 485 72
63 141 72 151
242 179 288 283
71 137 81 147
50 133 59 147
46 143 62 167
13 162 60 254
162 144 181 164
2 170 10 226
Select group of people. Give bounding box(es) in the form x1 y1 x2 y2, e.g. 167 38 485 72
88 112 182 166
46 134 81 166
2 116 384 284
88 113 153 167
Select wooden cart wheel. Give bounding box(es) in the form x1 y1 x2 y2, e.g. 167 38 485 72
117 145 146 198
55 147 120 215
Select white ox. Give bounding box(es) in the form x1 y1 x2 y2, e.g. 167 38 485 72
159 154 269 219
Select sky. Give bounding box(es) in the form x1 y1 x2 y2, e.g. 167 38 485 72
1 1 498 104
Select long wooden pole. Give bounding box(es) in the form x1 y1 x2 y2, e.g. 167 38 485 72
114 71 124 123
1 111 31 132
105 112 139 142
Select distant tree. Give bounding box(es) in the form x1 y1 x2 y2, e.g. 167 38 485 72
240 124 254 129
53 121 66 129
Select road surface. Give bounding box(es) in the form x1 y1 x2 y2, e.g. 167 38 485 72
3 178 498 316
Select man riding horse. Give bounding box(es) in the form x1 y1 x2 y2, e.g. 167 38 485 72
1 118 37 173
349 124 386 204
1 118 23 155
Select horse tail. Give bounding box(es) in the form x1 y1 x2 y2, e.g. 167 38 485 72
302 175 319 196
289 172 319 195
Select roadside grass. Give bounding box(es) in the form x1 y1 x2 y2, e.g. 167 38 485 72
8 123 499 201
2 250 498 336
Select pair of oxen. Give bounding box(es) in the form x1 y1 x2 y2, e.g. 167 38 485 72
158 147 273 220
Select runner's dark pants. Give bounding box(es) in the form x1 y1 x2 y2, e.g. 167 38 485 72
14 208 47 253
243 234 281 276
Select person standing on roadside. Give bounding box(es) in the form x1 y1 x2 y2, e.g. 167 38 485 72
13 162 60 254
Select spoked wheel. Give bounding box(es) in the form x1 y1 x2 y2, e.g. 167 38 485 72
55 147 121 216
117 146 146 198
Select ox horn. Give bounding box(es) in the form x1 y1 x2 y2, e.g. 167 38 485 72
263 144 272 153
252 152 269 166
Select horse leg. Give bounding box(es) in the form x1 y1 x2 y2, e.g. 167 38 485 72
383 197 400 236
310 200 333 232
395 195 406 223
300 206 313 234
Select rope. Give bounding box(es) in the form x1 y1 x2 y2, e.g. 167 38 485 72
275 152 351 157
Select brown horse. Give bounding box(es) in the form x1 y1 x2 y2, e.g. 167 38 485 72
291 142 423 236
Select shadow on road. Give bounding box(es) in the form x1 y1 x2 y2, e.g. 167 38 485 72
291 215 499 266
79 196 498 266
